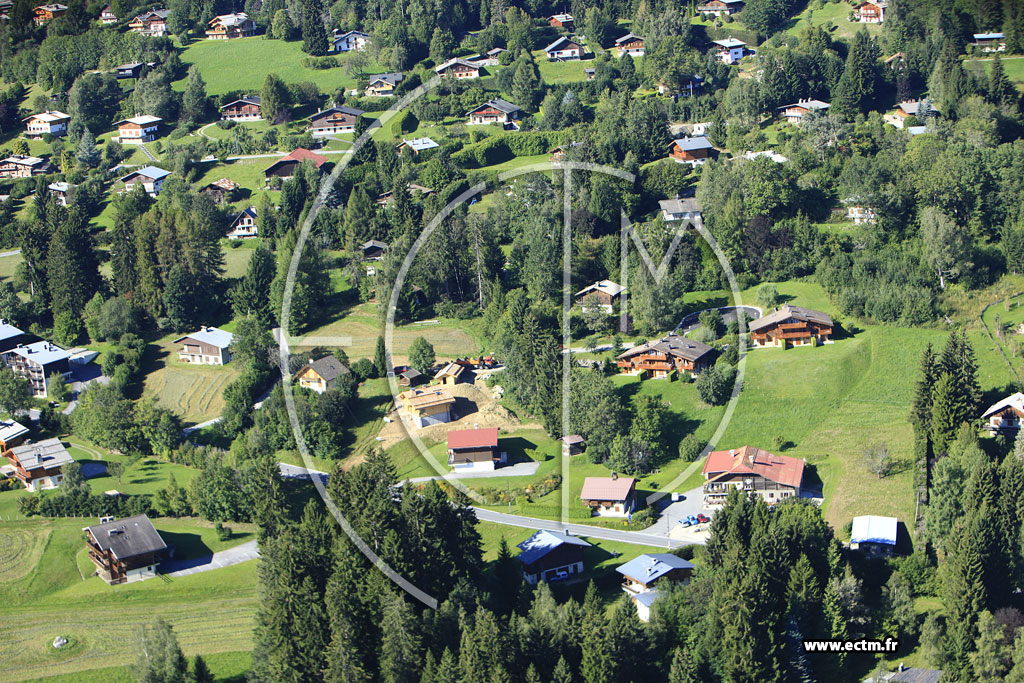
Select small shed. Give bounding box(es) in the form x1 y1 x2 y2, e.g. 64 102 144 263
850 515 898 556
562 434 585 456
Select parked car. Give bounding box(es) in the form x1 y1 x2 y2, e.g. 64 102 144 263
697 514 711 524
678 514 699 528
550 569 569 581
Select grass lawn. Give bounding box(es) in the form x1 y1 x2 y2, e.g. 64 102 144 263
535 56 597 84
141 334 243 426
965 55 1024 90
23 650 252 683
784 0 882 43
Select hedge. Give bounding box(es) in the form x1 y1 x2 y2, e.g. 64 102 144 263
390 110 420 136
450 130 571 168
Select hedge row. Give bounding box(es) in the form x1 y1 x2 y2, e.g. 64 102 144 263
451 130 571 168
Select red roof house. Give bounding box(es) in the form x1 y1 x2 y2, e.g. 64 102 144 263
702 446 804 507
580 475 637 516
447 428 504 471
264 148 328 180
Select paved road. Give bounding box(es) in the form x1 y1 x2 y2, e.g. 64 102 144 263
0 249 21 258
161 539 259 578
471 508 685 548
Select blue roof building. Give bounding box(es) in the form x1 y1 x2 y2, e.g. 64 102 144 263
516 529 591 585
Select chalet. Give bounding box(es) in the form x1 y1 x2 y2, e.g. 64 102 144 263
435 362 471 385
585 68 595 80
199 177 239 204
657 75 703 98
973 32 1005 52
361 240 387 259
882 666 944 683
748 304 833 348
264 148 328 180
853 0 887 23
659 197 701 223
295 356 350 394
174 326 233 365
581 475 637 516
376 183 434 205
115 62 144 79
84 515 171 584
434 58 482 79
332 29 369 52
712 37 747 64
0 155 51 179
100 4 117 23
549 13 574 30
0 419 28 451
0 321 26 353
616 334 717 378
115 115 162 143
3 341 71 396
517 529 591 584
702 445 804 507
616 553 695 621
33 3 66 24
545 36 584 61
396 137 439 156
668 136 714 165
308 106 364 135
467 99 521 127
447 427 504 471
778 98 831 126
850 515 898 556
206 12 255 39
365 72 404 96
562 434 585 456
885 100 934 128
47 181 72 206
219 96 262 121
471 47 506 66
399 386 456 428
844 200 877 224
119 166 171 196
615 33 645 57
698 0 743 15
227 206 258 239
128 9 169 36
575 280 625 312
23 110 69 138
398 368 425 386
4 438 73 491
982 392 1024 433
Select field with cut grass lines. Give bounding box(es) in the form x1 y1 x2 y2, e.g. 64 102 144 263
142 362 240 425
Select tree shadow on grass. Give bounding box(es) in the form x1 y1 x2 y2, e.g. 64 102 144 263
499 435 546 464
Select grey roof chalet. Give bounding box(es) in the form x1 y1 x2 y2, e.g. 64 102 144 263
670 137 714 152
303 355 349 383
120 166 171 182
516 529 591 565
545 36 581 52
748 305 833 332
361 239 387 251
219 95 261 110
8 438 73 472
615 32 644 45
659 197 701 214
617 334 716 363
174 326 233 349
469 99 521 115
884 668 944 683
368 72 404 86
779 98 830 111
310 106 365 121
713 37 746 48
85 515 168 561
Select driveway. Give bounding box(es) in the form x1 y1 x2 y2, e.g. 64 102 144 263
404 460 540 483
161 539 259 578
675 305 762 336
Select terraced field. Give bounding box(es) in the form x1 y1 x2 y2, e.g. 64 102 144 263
0 527 49 583
142 349 242 426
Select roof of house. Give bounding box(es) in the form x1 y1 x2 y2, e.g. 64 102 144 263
550 12 574 21
2 155 46 167
0 322 23 342
116 115 162 126
6 341 71 365
907 125 927 136
615 32 644 45
616 334 716 363
632 589 662 608
120 166 171 182
310 106 365 121
399 137 439 152
219 95 261 109
132 9 169 21
616 553 695 582
174 326 233 349
670 136 714 152
713 37 746 48
575 279 625 298
743 150 788 163
580 476 636 501
48 181 70 193
659 197 702 214
361 239 388 250
435 362 467 379
335 29 369 39
447 427 499 450
232 206 257 225
545 36 582 52
562 434 585 445
703 446 804 489
982 392 1024 418
299 356 349 383
206 177 240 191
400 368 423 381
0 419 29 444
209 12 251 26
36 4 67 12
779 98 831 111
885 668 943 683
267 148 328 171
368 72 404 86
9 438 72 471
24 110 70 123
974 32 1004 40
435 58 480 72
851 515 897 546
748 304 833 332
85 515 168 561
469 98 521 115
400 387 456 410
516 529 591 565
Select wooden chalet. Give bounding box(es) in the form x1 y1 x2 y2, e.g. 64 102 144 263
32 3 65 24
100 4 117 23
853 0 886 23
668 136 714 164
616 334 717 379
702 445 804 507
128 9 169 36
983 392 1024 433
3 341 71 396
516 529 590 584
712 37 747 64
295 356 350 394
206 12 255 39
332 29 369 52
4 438 73 491
615 33 645 56
115 62 144 79
973 32 1006 52
698 0 743 15
399 387 456 428
398 368 425 386
264 148 328 180
545 36 584 60
308 106 364 135
47 181 72 206
173 326 233 365
376 183 434 205
467 99 521 127
548 12 574 30
365 72 403 96
0 419 29 451
0 155 52 179
119 166 171 196
748 305 833 348
227 207 257 239
435 361 471 385
581 475 637 516
562 434 585 456
361 239 387 259
574 279 625 312
114 115 162 143
885 100 934 128
447 427 504 471
84 515 171 584
396 137 439 156
219 96 262 121
23 110 69 138
199 177 239 204
616 553 695 621
778 98 831 125
850 515 898 557
434 58 481 79
659 197 701 223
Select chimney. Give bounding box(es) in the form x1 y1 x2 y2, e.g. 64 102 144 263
611 472 618 480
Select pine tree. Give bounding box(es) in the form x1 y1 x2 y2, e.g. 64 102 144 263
579 623 611 683
668 647 696 683
971 610 1013 683
511 57 540 111
989 54 1017 109
1005 0 1024 55
1008 631 1024 683
47 207 101 318
191 655 214 683
260 73 292 124
832 28 877 117
928 38 970 116
379 593 422 683
931 373 968 452
76 128 99 168
180 65 209 123
434 648 459 683
374 335 387 378
302 1 329 56
551 656 573 683
909 343 937 434
136 619 188 683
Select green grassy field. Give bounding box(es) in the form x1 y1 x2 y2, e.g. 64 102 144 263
965 55 1024 90
784 0 883 43
141 336 243 426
